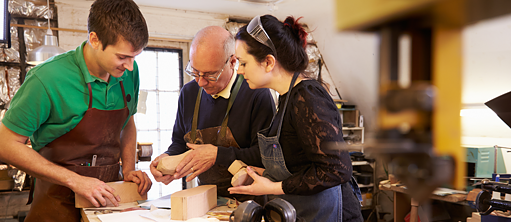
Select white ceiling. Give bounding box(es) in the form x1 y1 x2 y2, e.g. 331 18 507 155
131 0 333 24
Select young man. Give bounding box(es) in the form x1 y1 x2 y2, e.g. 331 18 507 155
0 0 151 221
150 26 275 201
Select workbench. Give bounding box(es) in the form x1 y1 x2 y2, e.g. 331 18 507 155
80 201 233 222
379 180 470 222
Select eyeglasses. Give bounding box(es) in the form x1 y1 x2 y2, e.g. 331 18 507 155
185 55 233 82
247 15 277 57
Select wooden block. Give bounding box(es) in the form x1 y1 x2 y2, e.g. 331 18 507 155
471 212 481 221
467 188 482 202
171 185 217 220
231 168 253 187
228 160 247 175
75 181 147 208
157 150 192 175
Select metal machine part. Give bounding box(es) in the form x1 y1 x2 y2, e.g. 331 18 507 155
229 200 263 222
229 199 297 222
263 198 297 222
474 189 511 215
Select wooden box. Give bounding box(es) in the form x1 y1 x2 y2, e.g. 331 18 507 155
171 185 217 220
75 181 147 208
341 109 359 127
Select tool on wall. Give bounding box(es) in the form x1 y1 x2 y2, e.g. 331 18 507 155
136 142 153 162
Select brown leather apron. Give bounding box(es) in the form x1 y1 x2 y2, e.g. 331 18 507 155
24 81 129 222
183 75 243 198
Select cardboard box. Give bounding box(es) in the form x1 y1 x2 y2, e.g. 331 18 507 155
157 150 192 175
171 185 217 220
75 181 147 208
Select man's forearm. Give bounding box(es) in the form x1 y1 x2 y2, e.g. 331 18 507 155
0 124 82 189
120 116 137 175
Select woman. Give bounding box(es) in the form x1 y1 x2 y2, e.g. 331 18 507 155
228 14 363 222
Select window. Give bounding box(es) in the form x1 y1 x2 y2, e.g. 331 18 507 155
134 47 183 200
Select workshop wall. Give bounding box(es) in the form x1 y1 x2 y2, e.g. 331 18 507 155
55 0 227 51
461 13 511 147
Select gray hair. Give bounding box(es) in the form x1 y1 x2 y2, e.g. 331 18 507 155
223 31 235 60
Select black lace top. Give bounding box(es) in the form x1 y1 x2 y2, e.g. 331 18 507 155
268 80 352 195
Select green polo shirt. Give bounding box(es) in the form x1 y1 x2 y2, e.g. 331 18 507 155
2 41 139 151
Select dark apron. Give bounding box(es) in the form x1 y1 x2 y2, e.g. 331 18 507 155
183 75 243 198
257 73 343 222
25 81 129 222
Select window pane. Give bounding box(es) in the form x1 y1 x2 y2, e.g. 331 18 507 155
158 52 180 91
159 92 179 130
135 48 182 199
159 130 172 155
135 91 157 130
137 51 157 90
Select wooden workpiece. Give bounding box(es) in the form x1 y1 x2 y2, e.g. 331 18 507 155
171 185 217 220
157 150 192 175
228 160 253 187
75 181 147 208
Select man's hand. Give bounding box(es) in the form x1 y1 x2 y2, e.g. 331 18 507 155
70 176 121 208
123 170 152 196
228 166 284 196
150 153 177 185
173 143 218 182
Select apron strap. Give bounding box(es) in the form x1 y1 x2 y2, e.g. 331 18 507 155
86 81 128 109
190 74 244 144
119 81 128 108
217 74 244 144
190 87 203 143
26 177 35 205
87 83 93 109
275 72 300 138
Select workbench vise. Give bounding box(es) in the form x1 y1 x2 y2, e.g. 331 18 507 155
469 179 511 215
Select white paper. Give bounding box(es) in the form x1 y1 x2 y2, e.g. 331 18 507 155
97 210 154 222
138 194 171 208
140 209 172 222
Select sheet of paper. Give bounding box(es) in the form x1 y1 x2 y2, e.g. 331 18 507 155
140 209 171 222
138 194 171 208
97 210 154 222
96 209 219 222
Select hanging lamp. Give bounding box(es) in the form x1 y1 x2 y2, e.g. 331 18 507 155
26 0 65 65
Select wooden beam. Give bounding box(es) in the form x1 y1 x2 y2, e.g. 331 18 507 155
11 24 192 43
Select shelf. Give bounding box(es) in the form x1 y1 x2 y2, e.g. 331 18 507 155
342 127 364 130
358 183 374 188
352 161 369 166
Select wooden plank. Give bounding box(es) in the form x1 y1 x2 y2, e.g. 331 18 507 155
171 185 217 220
336 0 511 31
336 0 438 31
75 181 147 208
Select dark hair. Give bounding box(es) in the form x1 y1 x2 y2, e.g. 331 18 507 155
88 0 148 51
236 15 308 73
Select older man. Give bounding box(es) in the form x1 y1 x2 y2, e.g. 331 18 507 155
150 26 275 199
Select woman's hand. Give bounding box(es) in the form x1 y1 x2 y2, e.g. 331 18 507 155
228 166 284 196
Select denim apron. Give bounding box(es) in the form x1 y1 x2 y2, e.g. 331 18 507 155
257 73 342 222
